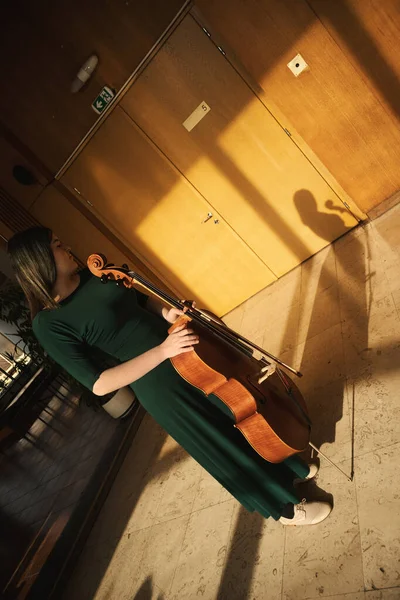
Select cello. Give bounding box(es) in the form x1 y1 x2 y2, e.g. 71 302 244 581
87 253 351 478
87 254 311 463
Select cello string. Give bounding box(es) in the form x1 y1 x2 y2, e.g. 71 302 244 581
275 367 312 428
125 270 258 356
93 257 301 375
125 268 302 377
99 260 301 377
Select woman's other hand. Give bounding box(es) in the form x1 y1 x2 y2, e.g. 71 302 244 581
163 300 196 324
158 325 199 359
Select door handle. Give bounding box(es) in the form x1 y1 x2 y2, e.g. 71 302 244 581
202 212 213 223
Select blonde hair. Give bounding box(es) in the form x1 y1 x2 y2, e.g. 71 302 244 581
7 227 58 318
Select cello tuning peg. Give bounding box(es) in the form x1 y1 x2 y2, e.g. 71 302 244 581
122 264 129 270
116 279 125 287
100 274 109 284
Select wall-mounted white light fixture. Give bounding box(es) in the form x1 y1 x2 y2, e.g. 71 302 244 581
71 54 99 93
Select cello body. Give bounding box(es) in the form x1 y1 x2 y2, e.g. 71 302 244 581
169 314 309 463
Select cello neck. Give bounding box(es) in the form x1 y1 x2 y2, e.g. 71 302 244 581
87 254 302 377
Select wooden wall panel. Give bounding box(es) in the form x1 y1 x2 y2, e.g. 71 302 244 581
0 0 187 174
30 186 131 268
0 135 47 211
308 0 400 124
30 184 173 294
194 0 400 213
0 182 172 293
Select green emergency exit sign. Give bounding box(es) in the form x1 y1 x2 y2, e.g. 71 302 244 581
91 86 115 115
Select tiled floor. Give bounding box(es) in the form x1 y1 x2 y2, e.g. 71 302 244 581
63 203 400 600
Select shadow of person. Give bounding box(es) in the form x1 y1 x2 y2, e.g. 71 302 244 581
215 190 362 599
132 576 156 600
294 189 353 243
131 575 166 599
292 190 368 481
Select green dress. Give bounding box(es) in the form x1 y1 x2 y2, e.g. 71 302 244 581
33 269 308 520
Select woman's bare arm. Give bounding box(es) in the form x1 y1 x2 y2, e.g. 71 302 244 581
92 324 199 396
93 345 165 395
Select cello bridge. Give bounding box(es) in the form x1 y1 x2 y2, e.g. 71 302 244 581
257 362 277 384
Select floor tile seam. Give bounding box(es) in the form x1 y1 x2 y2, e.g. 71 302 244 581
166 502 202 598
191 496 233 517
280 526 287 600
365 584 400 593
297 312 343 346
352 439 400 462
318 439 400 473
389 290 400 322
301 588 366 600
122 512 192 599
108 518 156 539
350 454 367 592
186 465 204 517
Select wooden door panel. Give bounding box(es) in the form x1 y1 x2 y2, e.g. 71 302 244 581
31 185 133 272
121 15 358 277
62 108 275 314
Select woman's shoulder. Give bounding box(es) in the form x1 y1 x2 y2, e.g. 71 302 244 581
32 307 48 328
33 268 91 326
32 307 80 349
32 306 57 336
32 310 55 348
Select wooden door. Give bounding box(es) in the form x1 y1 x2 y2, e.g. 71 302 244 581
194 0 400 214
61 108 276 315
121 15 358 277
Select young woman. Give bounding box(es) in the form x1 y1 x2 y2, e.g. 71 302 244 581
8 227 332 526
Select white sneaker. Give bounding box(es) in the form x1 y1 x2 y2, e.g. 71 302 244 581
279 499 332 526
293 463 319 486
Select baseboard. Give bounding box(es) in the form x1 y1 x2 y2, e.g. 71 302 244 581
367 190 400 221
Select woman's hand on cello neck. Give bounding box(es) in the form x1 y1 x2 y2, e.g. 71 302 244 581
162 300 196 324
